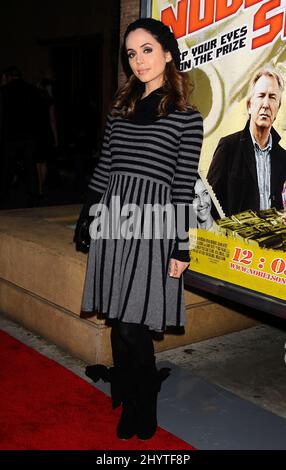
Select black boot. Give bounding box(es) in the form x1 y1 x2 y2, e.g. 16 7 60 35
116 371 137 440
135 367 171 440
110 321 137 439
85 363 136 439
109 321 172 440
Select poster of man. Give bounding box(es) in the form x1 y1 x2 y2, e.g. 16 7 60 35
207 68 286 217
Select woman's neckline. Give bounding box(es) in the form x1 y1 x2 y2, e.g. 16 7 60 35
140 86 164 101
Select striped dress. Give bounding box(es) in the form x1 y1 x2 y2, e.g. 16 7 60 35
81 89 203 331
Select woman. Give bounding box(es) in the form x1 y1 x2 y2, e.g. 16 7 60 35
193 178 215 231
74 18 203 440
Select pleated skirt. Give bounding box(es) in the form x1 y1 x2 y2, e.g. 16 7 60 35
81 172 185 332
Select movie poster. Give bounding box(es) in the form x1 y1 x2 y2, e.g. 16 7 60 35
146 0 286 303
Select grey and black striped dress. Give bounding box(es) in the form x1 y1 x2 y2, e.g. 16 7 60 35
81 89 203 331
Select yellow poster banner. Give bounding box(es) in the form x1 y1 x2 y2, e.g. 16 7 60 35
150 0 286 302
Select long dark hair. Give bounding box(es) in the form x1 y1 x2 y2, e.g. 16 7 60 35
111 24 195 118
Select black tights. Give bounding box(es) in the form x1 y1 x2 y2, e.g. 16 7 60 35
110 320 155 371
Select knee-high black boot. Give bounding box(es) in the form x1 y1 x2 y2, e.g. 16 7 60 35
85 321 136 440
119 322 171 440
135 366 171 440
111 321 136 440
85 365 136 439
135 365 159 440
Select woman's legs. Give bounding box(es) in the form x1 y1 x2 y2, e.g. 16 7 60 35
112 321 159 440
114 320 155 369
86 320 167 440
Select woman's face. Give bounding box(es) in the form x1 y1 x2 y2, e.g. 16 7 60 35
125 28 172 91
193 179 212 224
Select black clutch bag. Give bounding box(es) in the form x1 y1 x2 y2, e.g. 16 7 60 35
74 215 92 253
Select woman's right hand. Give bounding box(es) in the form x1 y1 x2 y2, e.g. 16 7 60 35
168 258 189 278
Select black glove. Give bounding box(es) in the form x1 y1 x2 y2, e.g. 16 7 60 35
74 189 103 253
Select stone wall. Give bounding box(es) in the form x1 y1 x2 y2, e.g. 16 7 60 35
118 0 141 88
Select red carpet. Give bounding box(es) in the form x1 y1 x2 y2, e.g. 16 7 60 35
0 330 195 450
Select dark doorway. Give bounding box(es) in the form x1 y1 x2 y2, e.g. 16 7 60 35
50 35 103 153
37 34 104 199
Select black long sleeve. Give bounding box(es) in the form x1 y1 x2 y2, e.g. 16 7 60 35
170 203 191 262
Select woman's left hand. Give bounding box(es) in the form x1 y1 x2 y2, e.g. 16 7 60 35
168 258 189 278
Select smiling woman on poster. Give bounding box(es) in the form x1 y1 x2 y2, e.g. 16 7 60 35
192 178 218 232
